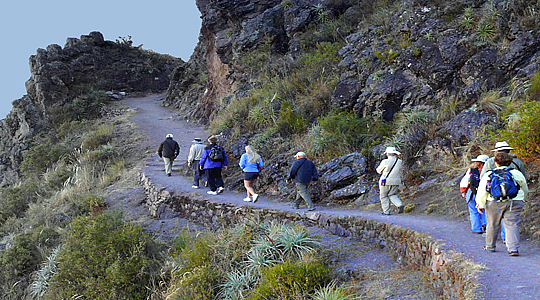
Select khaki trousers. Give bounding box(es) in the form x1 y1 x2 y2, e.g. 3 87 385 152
379 185 402 214
163 157 173 175
485 200 523 252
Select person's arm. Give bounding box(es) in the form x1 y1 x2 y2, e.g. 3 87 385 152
200 149 208 169
459 169 471 196
187 146 195 164
157 142 163 158
311 162 319 182
174 142 180 157
239 154 247 169
376 159 387 174
476 172 490 213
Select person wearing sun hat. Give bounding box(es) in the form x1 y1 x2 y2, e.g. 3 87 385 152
376 146 404 215
480 141 527 181
187 137 206 188
459 154 489 233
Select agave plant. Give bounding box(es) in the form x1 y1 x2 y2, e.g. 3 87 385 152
313 281 356 300
29 246 62 298
217 269 258 300
244 248 279 273
277 225 320 260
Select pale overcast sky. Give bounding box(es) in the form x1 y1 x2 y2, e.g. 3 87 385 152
0 0 201 119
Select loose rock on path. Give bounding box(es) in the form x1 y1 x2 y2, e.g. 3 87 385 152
123 94 540 299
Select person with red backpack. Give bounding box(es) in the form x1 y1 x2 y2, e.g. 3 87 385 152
476 152 528 256
459 154 489 234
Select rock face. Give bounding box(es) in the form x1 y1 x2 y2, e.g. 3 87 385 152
0 31 181 186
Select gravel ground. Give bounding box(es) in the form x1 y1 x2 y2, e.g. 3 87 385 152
115 94 540 299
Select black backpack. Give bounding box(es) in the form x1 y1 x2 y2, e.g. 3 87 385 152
469 167 480 194
208 145 225 162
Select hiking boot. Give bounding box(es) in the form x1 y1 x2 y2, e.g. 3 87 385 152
207 191 218 195
191 185 199 189
483 246 495 252
252 194 259 203
508 250 519 256
472 231 483 234
167 173 171 177
217 187 224 194
243 197 251 202
397 206 404 214
307 206 315 211
382 212 392 216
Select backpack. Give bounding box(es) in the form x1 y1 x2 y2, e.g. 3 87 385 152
487 167 520 200
208 145 225 162
468 168 480 194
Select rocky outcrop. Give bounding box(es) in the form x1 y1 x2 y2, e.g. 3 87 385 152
0 31 181 186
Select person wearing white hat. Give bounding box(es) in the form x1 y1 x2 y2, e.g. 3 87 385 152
479 141 527 242
459 154 489 233
157 134 180 177
376 147 404 215
187 137 206 188
286 152 318 211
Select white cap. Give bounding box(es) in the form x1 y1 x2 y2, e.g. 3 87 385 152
384 146 401 155
166 134 173 138
492 141 514 151
295 152 307 158
471 154 489 163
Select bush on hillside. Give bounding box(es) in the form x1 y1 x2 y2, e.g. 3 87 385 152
45 212 159 300
499 100 540 158
0 181 40 225
527 72 540 101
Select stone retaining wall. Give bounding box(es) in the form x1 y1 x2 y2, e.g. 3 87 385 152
139 172 479 300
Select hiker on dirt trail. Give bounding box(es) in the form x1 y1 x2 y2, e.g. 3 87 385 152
460 154 489 234
187 137 206 189
376 147 404 215
157 134 180 177
476 152 528 256
200 135 228 195
480 141 527 241
239 145 264 203
286 152 318 211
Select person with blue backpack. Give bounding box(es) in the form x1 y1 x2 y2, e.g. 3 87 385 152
459 154 489 234
476 152 528 256
480 141 528 243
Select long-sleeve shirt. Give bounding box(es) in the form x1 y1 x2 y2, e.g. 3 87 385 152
287 158 318 183
376 156 402 186
187 143 205 164
480 155 527 181
476 167 528 209
239 153 264 173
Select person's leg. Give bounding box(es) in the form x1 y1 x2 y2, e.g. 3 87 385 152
485 201 502 250
502 200 523 253
468 196 484 233
215 168 224 188
163 157 172 175
387 185 402 208
501 222 506 240
244 180 256 197
193 160 201 186
206 169 217 191
379 185 391 214
296 182 314 209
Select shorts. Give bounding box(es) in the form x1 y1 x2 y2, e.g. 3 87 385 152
244 172 259 181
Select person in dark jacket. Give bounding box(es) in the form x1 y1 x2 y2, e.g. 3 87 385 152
157 134 180 177
286 152 318 211
199 135 228 195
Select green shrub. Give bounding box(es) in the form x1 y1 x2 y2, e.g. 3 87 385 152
166 265 220 300
0 233 40 280
249 260 331 300
0 181 40 224
21 140 71 176
81 124 114 151
499 100 540 158
46 213 155 300
527 72 540 101
277 102 308 135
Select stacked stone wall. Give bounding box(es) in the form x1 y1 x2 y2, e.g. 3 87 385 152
139 172 478 300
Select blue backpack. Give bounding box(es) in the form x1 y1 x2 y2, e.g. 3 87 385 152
487 167 520 200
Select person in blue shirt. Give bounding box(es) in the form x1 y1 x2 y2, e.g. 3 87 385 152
239 145 263 202
200 136 228 195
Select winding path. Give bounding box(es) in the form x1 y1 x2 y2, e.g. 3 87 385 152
123 94 540 300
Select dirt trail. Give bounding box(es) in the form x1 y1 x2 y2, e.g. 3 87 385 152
123 94 540 299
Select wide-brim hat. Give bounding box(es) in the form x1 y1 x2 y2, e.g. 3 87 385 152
384 146 401 155
471 154 489 163
492 141 514 151
295 151 306 158
192 138 202 143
